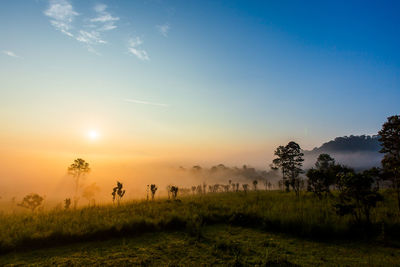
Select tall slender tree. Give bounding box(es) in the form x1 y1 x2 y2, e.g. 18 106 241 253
272 142 304 195
379 115 400 211
68 158 90 209
285 141 304 196
272 145 289 191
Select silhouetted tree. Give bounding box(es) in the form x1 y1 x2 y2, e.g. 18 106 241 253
150 184 158 200
334 170 383 224
272 145 289 191
379 115 400 211
307 169 326 199
18 193 43 212
253 180 258 191
231 182 236 191
192 165 202 173
273 142 304 195
64 198 71 210
307 154 336 198
67 158 90 209
170 186 179 200
242 184 249 193
286 141 304 196
112 181 125 205
316 153 335 170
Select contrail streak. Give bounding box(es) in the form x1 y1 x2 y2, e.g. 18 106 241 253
124 98 169 107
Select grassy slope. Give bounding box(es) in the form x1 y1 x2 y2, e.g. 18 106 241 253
1 225 399 266
1 191 400 265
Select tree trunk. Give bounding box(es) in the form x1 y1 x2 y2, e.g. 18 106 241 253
74 174 80 209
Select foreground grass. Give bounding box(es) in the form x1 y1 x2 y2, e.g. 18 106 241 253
1 225 399 266
1 191 399 254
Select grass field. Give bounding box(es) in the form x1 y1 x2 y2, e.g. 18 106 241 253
1 191 400 265
2 225 400 266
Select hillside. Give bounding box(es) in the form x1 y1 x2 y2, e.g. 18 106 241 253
303 135 382 170
0 191 399 265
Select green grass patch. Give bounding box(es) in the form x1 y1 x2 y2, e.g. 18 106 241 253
0 191 399 254
1 225 399 266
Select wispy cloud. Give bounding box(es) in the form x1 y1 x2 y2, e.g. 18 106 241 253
2 50 22 58
127 37 149 61
124 98 169 107
156 23 170 37
89 4 119 31
44 1 118 54
75 4 118 53
76 30 106 45
44 0 78 37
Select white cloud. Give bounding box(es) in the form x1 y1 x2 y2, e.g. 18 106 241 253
2 50 22 58
44 0 78 37
91 14 119 23
76 30 106 45
44 1 119 54
90 4 119 32
128 37 149 61
156 23 170 37
124 98 169 107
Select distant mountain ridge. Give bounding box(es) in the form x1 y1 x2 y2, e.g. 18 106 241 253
304 135 382 170
309 135 381 153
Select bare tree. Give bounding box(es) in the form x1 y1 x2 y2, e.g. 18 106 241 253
150 184 158 200
112 181 125 205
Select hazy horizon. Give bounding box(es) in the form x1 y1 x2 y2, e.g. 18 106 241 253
1 0 399 202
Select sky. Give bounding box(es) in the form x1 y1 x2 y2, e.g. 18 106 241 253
0 0 399 195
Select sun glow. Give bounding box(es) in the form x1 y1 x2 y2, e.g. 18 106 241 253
88 130 99 140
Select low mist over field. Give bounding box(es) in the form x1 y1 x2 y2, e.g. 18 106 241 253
1 1 400 265
0 134 383 208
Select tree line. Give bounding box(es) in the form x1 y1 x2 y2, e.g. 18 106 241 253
13 115 400 226
270 115 400 224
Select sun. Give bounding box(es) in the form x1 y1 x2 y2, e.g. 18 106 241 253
88 130 99 140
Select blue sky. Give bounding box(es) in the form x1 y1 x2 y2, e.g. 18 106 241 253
0 0 399 164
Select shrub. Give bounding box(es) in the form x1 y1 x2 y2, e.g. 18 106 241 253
18 193 44 212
